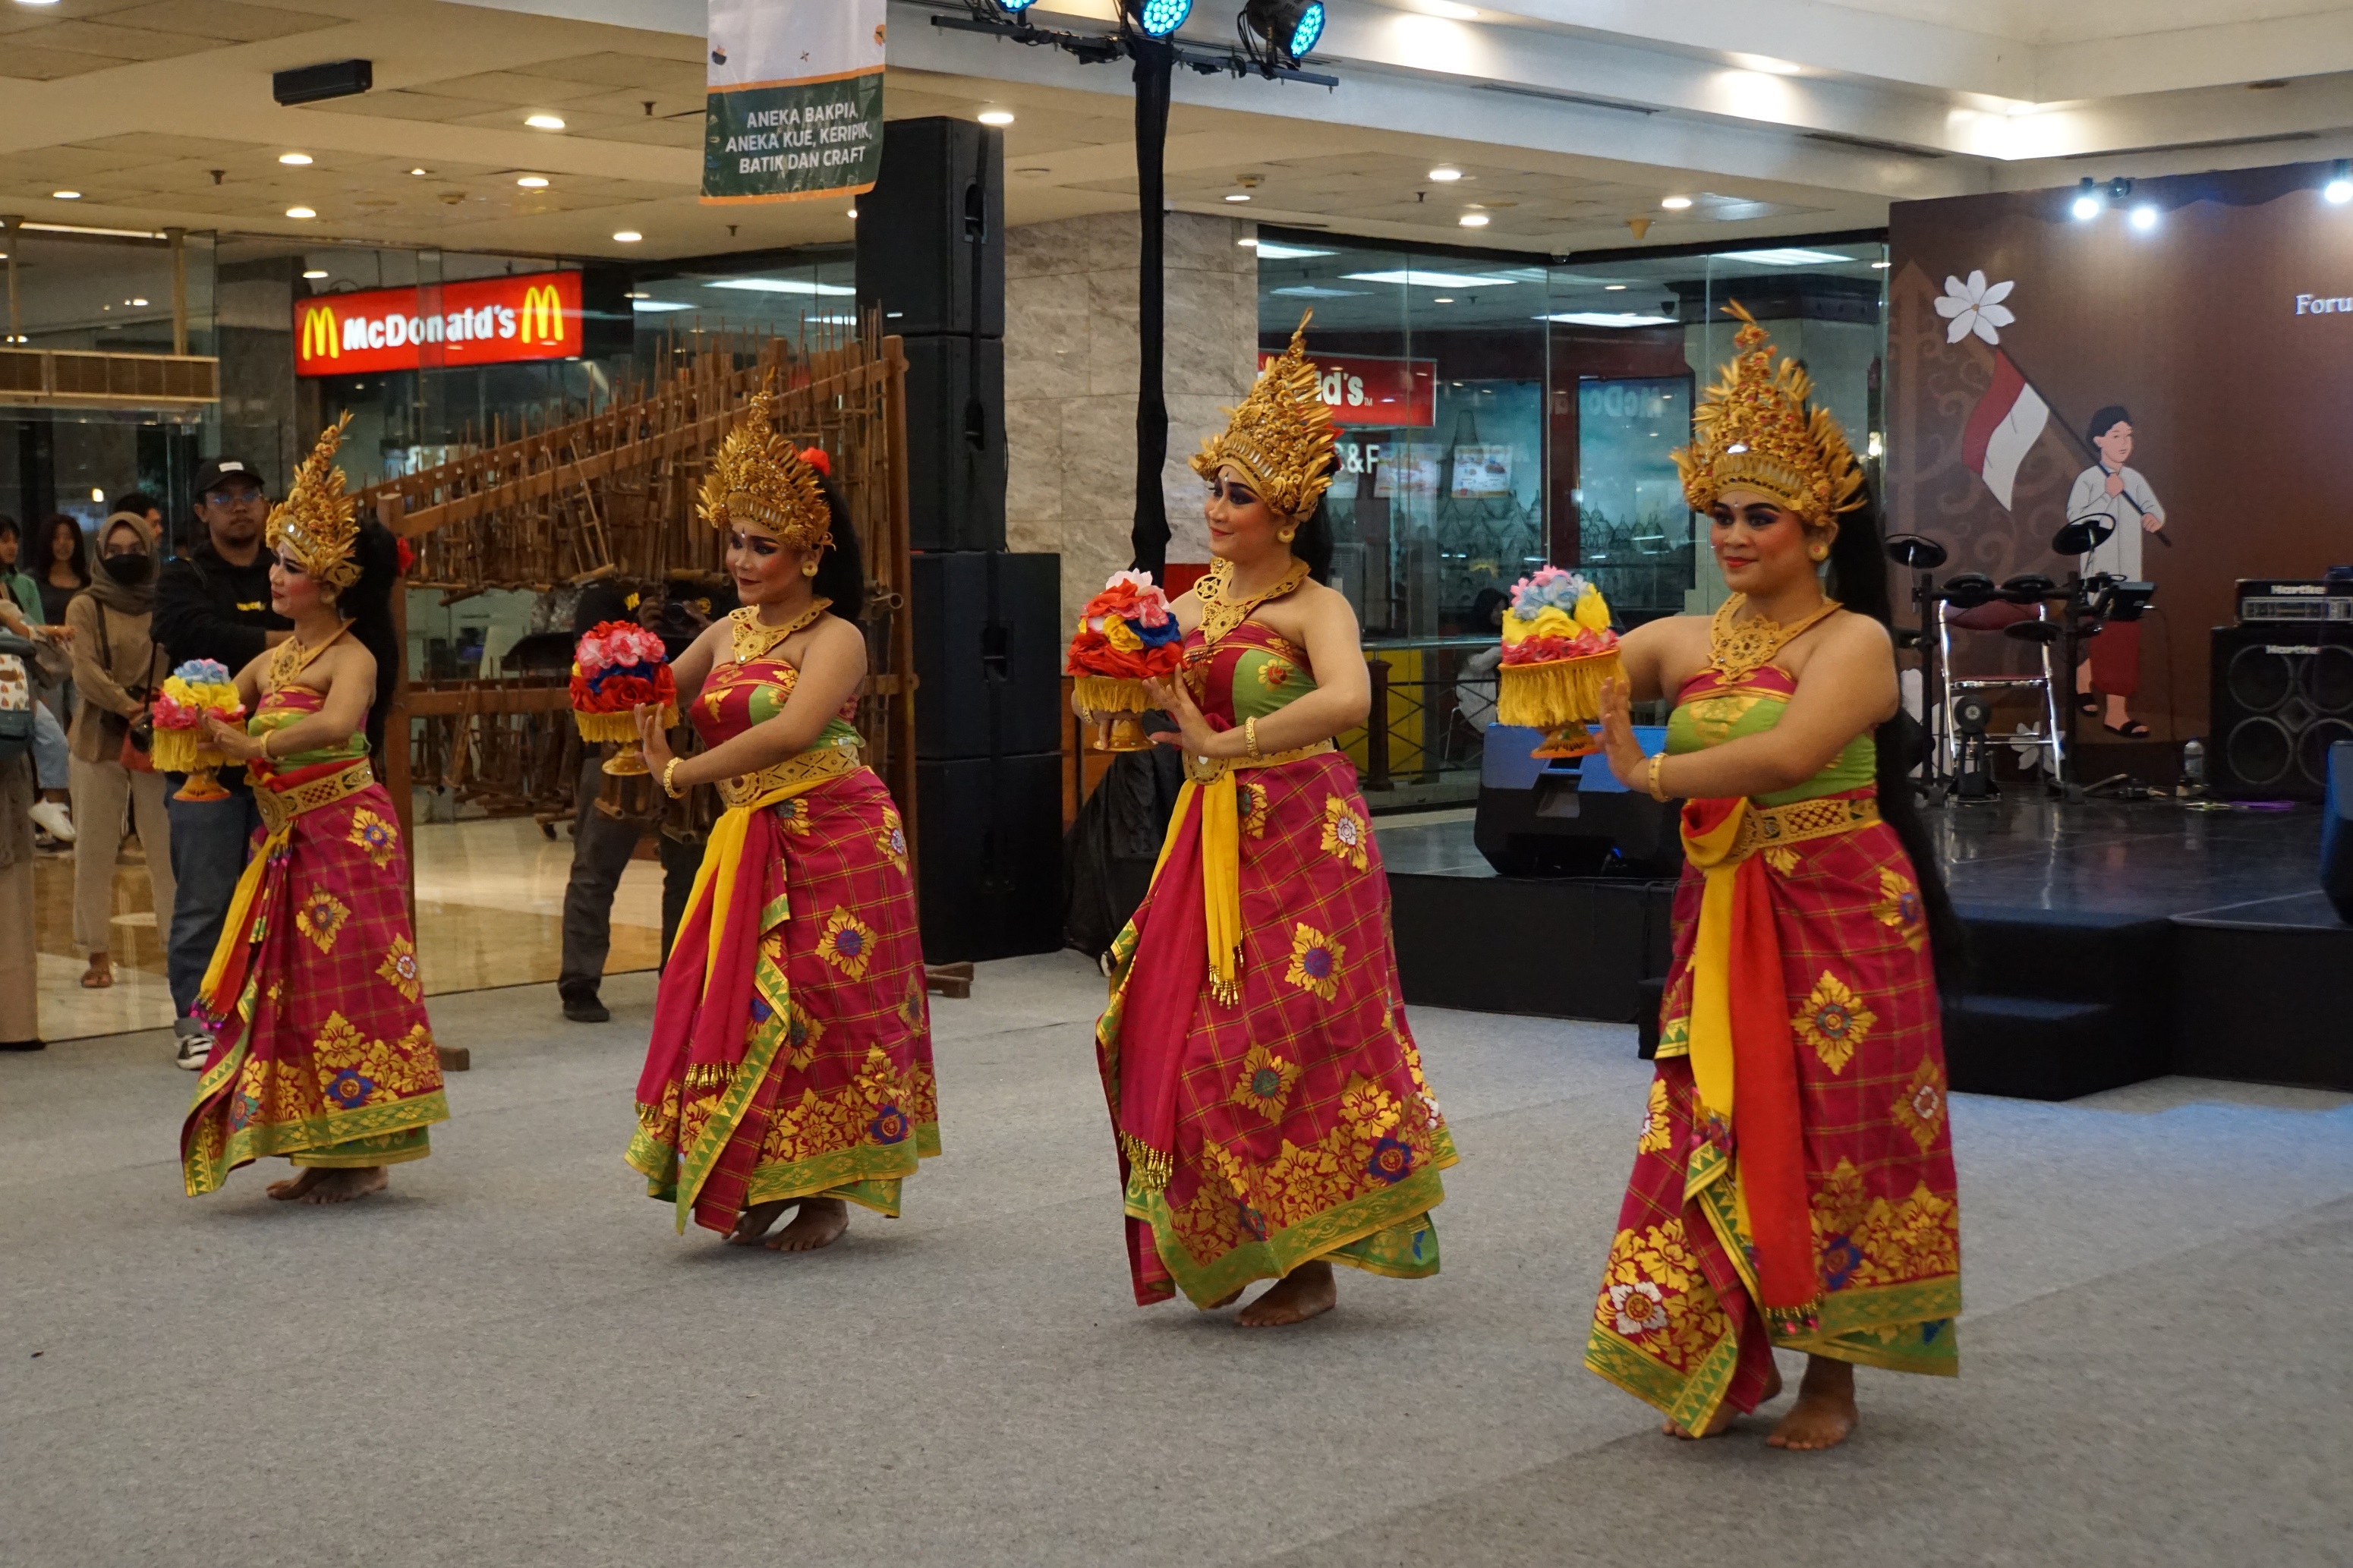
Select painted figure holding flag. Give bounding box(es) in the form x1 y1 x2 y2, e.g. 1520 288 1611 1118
2065 406 2168 737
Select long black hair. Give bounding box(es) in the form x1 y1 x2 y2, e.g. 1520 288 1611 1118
811 476 865 631
1292 493 1334 585
1826 490 1970 991
34 514 90 587
337 517 402 758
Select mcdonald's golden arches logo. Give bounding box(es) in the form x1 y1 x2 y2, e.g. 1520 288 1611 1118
300 304 340 361
518 283 565 345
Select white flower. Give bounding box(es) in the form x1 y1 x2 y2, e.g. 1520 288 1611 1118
1609 1280 1668 1337
1935 269 2014 345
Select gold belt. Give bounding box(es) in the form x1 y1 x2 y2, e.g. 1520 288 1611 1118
716 741 862 808
1734 790 1879 859
254 759 375 836
1182 738 1334 785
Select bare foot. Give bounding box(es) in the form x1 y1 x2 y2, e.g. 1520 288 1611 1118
295 1167 387 1204
1236 1260 1335 1327
767 1195 848 1252
1662 1365 1782 1439
1767 1355 1857 1452
726 1199 795 1245
266 1167 327 1201
80 954 113 989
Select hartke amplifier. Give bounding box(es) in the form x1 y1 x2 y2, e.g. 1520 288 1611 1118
2208 624 2353 801
914 751 1063 963
2236 578 2353 625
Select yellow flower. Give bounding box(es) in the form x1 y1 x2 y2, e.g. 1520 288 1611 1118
1763 846 1800 877
1319 795 1369 871
295 888 351 954
876 809 909 872
1636 1077 1673 1155
781 997 825 1071
1229 1043 1302 1120
1239 780 1270 840
1337 1073 1399 1135
1254 655 1294 688
1891 1056 1948 1152
376 935 422 1001
814 906 880 979
1284 922 1344 1001
1791 971 1876 1074
348 809 398 869
1876 866 1926 951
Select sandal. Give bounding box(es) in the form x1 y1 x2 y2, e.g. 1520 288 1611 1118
2102 719 2152 739
80 956 114 989
2077 697 2100 715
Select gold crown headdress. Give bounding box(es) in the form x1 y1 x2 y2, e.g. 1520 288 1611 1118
1189 310 1337 523
1672 302 1865 529
266 411 361 590
698 383 833 553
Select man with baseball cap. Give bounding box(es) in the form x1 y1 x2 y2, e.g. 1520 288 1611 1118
153 456 291 1069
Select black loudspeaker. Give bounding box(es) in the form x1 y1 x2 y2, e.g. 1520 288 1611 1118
2209 626 2353 801
2324 741 2353 923
902 333 1005 553
855 118 1003 338
1472 729 1684 877
915 751 1063 962
910 550 1062 760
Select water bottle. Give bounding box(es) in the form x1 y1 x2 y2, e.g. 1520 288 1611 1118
2182 736 2206 792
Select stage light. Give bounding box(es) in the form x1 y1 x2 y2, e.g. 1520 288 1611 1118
2072 177 2100 220
517 175 549 188
286 206 316 219
994 0 1040 10
1460 212 1490 227
52 190 79 200
2130 203 2159 231
1126 0 1191 37
1243 0 1326 59
2327 162 2353 203
525 113 565 130
613 230 642 243
302 268 329 279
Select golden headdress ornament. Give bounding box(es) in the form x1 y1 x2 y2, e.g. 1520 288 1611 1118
266 411 361 590
698 382 833 554
1189 309 1337 523
1673 301 1866 529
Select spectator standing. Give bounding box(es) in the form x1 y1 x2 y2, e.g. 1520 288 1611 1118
152 458 288 1068
0 517 39 625
31 514 90 626
65 512 175 991
9 515 78 844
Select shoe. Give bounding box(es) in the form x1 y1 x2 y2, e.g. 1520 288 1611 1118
0 1038 47 1052
174 1032 213 1070
28 798 74 843
562 994 610 1024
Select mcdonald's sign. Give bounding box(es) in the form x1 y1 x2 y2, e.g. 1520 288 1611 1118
292 269 584 377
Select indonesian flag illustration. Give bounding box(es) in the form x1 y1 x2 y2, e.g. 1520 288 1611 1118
1940 271 2049 512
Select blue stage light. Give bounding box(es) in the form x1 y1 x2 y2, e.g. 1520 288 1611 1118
995 0 1039 10
1289 2 1325 55
1132 0 1192 36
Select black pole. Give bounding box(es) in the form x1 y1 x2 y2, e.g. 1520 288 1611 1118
1129 38 1173 582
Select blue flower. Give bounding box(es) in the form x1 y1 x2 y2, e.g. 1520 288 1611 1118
1132 616 1184 648
750 994 774 1023
1366 1136 1413 1184
869 1105 909 1144
326 1069 374 1108
1820 1234 1863 1289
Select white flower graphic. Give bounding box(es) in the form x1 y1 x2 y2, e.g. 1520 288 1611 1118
1608 1280 1669 1337
1935 269 2015 345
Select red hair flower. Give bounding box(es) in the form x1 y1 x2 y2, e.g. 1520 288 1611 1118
799 446 832 478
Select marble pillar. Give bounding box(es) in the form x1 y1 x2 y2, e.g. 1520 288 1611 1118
1003 209 1258 612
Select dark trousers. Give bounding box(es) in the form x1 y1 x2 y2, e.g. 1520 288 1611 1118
558 754 703 1001
164 779 261 1023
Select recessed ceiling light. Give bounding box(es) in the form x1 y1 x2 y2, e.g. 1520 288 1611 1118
1539 310 1677 328
1871 259 1892 269
1428 167 1463 182
1459 212 1490 227
525 113 565 130
1603 283 1627 291
285 206 316 219
1345 268 1517 287
409 168 430 177
1432 295 1455 303
1236 236 1258 247
303 269 329 279
130 297 147 306
1722 247 1851 266
517 175 549 188
1661 196 1693 209
978 110 1014 126
52 190 80 200
703 278 856 296
1225 193 1252 203
278 152 313 166
613 230 642 243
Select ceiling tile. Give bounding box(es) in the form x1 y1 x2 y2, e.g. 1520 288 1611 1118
100 2 342 43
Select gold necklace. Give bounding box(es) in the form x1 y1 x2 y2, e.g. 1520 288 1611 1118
266 622 348 691
1707 592 1842 682
1194 558 1310 649
729 597 831 663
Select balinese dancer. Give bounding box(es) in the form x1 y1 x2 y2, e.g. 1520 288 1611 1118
1090 316 1455 1327
628 391 934 1252
181 415 447 1203
1583 305 1965 1450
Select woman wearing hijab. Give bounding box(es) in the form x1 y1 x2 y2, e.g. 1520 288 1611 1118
65 512 175 990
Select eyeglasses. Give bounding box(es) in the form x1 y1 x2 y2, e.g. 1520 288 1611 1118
202 488 265 508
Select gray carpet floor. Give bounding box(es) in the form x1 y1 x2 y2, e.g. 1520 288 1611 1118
2 951 2348 1568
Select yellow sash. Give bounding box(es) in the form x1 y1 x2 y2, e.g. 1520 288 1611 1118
1154 741 1334 1007
685 746 864 993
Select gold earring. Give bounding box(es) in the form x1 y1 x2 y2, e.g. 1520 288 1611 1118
1277 528 1297 543
801 559 819 578
1809 542 1829 561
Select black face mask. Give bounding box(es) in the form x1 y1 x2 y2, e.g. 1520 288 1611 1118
101 553 153 585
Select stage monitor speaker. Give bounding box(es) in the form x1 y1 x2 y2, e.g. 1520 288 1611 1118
2324 741 2353 923
910 550 1062 760
854 117 1003 339
915 751 1063 963
902 332 1006 553
2208 625 2353 801
1473 724 1684 877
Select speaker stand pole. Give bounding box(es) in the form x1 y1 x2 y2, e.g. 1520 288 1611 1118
1129 36 1173 583
2061 568 2087 805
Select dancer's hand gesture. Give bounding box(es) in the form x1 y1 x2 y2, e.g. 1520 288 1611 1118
1142 674 1224 758
634 703 675 774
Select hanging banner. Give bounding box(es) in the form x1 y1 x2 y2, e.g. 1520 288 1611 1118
702 0 887 206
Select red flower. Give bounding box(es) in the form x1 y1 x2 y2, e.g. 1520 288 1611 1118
395 538 415 575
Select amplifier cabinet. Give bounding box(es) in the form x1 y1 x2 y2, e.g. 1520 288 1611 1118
2208 624 2353 801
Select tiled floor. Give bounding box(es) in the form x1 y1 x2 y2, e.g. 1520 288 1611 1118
30 811 664 1041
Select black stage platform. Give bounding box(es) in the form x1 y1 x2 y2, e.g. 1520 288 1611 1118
1379 798 2349 1096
